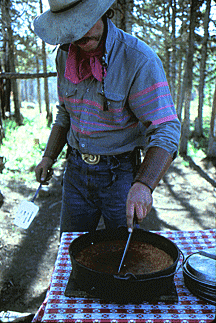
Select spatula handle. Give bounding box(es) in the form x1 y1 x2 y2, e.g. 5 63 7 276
118 220 137 274
31 183 42 202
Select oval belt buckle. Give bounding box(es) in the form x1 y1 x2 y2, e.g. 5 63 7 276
81 153 100 165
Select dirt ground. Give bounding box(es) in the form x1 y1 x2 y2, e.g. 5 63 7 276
0 154 215 318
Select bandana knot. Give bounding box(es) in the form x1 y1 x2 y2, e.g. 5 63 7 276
64 41 106 84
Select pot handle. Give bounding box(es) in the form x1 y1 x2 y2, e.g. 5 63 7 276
198 250 216 260
175 246 185 273
114 271 176 282
113 272 137 280
114 247 185 282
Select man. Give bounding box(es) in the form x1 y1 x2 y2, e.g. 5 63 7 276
34 0 181 235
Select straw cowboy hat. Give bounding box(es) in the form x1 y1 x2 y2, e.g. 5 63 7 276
33 0 116 45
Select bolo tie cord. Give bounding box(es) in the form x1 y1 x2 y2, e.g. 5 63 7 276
102 56 108 111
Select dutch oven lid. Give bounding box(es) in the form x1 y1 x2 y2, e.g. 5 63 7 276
183 248 216 305
185 249 216 285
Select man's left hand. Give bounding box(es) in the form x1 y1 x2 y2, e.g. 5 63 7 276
126 182 153 231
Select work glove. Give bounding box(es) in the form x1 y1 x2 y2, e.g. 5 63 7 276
126 146 173 232
126 182 152 232
35 157 54 184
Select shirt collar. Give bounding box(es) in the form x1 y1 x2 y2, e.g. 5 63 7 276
103 18 117 66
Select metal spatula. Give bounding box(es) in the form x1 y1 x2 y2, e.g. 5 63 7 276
118 228 133 273
14 183 42 229
118 220 136 273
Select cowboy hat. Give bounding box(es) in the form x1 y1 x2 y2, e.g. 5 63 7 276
33 0 116 45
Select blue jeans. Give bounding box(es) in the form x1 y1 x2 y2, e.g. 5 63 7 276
60 150 135 235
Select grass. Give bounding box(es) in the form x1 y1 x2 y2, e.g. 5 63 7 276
0 104 66 188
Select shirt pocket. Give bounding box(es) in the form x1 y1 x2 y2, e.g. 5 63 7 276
105 91 125 112
96 90 128 127
63 88 77 114
96 89 126 116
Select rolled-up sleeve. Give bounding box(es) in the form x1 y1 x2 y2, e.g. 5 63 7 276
144 120 181 158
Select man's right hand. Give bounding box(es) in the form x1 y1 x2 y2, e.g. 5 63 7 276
35 157 54 183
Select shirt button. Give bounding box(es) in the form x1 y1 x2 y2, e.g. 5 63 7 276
81 143 85 148
65 92 68 96
86 88 89 92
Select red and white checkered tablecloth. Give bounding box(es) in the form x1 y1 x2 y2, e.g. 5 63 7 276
33 229 216 323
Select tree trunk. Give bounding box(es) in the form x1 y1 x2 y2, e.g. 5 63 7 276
24 80 28 101
124 0 134 34
42 40 51 123
207 85 216 157
4 0 22 125
162 1 171 84
112 2 122 29
40 0 51 125
179 0 199 156
4 44 11 116
0 37 5 141
0 95 5 144
36 48 42 114
1 0 11 118
176 7 190 121
170 0 177 102
0 59 6 120
176 52 183 119
196 0 211 138
113 0 133 33
207 135 216 157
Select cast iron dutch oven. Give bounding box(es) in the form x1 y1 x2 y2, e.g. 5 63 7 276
69 227 181 302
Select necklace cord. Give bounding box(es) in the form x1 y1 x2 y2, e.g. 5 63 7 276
102 56 108 111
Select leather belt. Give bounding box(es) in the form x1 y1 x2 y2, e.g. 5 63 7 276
68 146 135 165
81 153 101 165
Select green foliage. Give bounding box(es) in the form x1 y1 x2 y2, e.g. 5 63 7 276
1 113 47 175
0 107 65 184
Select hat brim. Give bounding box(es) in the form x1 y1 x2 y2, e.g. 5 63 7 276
33 0 115 45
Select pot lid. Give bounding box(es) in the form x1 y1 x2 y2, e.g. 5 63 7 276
186 249 216 285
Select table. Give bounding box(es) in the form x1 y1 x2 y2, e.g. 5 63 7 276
32 229 215 322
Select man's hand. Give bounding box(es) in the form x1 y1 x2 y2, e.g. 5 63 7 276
35 157 54 183
126 182 153 231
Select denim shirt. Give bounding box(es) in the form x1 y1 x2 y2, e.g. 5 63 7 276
54 19 181 156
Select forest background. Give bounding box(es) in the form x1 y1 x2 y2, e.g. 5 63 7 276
0 0 216 317
1 0 216 156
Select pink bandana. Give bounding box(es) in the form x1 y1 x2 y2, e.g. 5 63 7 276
64 41 106 84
